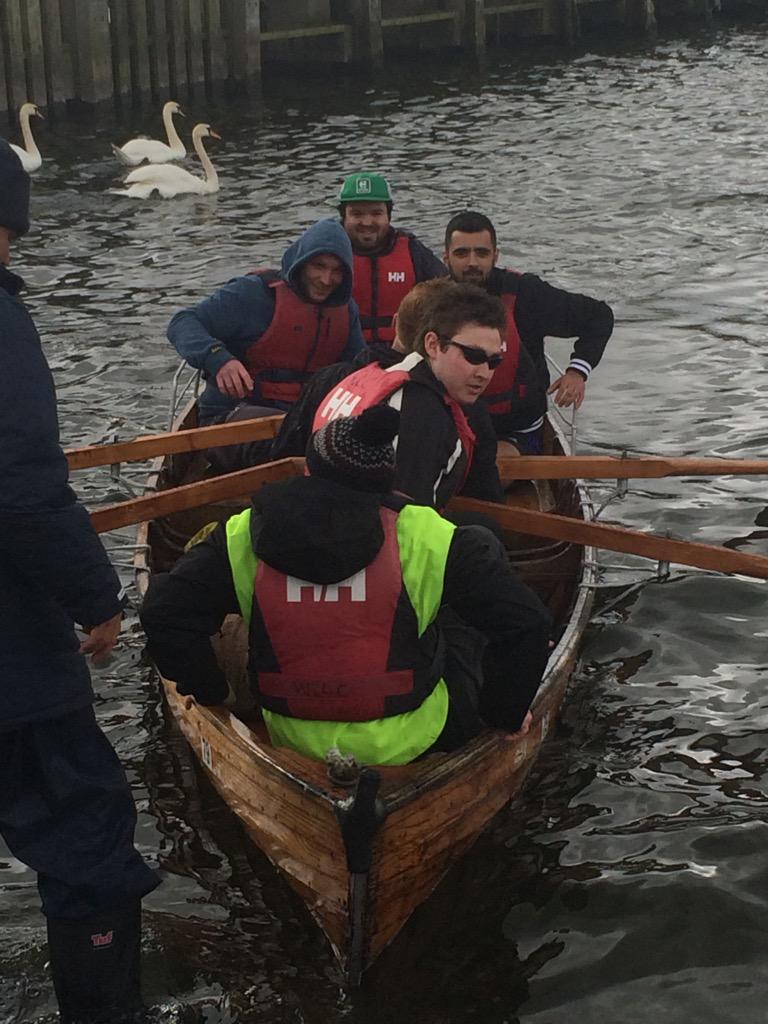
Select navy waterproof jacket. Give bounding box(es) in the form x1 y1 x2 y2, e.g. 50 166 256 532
0 265 125 729
167 219 366 423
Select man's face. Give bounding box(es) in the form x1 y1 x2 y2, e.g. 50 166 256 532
424 322 503 404
443 229 498 284
342 202 391 252
0 227 13 266
299 253 345 304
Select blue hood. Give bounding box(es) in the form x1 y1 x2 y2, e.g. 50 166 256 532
281 219 354 307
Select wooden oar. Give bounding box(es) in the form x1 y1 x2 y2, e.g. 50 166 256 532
497 454 768 481
91 458 304 534
90 456 768 580
449 496 768 580
69 421 768 481
66 415 286 470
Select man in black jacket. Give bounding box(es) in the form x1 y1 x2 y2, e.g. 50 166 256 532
0 139 158 1024
443 210 614 452
141 406 551 765
271 279 505 510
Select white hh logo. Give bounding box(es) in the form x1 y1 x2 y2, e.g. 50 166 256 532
287 570 367 603
319 386 362 422
388 271 406 283
91 930 114 948
500 340 507 352
356 179 372 194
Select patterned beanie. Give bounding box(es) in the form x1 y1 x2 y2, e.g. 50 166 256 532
0 139 31 237
306 404 399 493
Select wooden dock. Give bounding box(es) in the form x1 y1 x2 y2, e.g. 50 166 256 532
0 0 764 117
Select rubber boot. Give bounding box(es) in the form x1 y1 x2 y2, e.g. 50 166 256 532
46 902 145 1024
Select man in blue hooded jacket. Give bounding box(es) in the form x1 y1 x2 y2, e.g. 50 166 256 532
0 139 159 1022
167 219 366 428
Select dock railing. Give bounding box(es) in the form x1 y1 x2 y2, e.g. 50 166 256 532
1 0 746 118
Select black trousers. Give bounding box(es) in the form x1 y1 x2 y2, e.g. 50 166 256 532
425 609 488 754
205 402 278 474
0 706 159 920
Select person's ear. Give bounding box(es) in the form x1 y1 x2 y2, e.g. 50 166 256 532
424 330 440 358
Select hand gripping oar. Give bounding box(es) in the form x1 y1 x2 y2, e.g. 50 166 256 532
497 454 768 481
449 496 768 580
66 414 286 470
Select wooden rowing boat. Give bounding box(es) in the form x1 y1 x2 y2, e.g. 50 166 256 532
134 402 596 983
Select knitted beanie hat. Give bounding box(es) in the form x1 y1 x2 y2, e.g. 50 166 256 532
306 404 399 493
0 139 30 237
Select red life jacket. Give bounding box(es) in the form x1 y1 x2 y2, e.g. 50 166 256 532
482 274 525 416
242 276 350 405
312 357 475 482
353 234 417 345
253 506 442 721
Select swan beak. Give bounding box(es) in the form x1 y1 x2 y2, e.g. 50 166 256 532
35 108 45 120
178 108 186 117
210 131 222 140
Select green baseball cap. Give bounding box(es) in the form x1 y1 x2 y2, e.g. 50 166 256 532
339 172 392 204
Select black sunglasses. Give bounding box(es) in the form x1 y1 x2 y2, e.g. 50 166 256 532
441 338 504 370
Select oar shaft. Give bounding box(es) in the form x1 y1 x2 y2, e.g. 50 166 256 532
451 496 768 580
67 414 286 470
497 455 768 480
90 458 303 534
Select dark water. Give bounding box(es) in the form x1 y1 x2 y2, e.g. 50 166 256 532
3 21 768 1024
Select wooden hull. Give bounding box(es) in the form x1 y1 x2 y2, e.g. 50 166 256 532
135 403 595 982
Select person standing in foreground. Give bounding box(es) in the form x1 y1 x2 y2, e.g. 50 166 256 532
338 171 447 345
141 405 552 766
443 210 614 454
0 140 159 1024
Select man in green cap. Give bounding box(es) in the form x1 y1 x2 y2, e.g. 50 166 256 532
338 171 446 346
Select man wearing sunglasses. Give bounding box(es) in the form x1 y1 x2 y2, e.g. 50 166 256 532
313 283 506 510
443 210 614 455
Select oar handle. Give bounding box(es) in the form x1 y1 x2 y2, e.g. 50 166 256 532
67 414 286 470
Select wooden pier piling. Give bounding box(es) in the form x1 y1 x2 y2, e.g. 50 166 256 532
0 0 764 119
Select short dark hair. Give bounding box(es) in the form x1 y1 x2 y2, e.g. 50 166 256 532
444 211 497 251
414 283 506 356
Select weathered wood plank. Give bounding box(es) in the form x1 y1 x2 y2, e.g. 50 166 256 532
202 0 226 83
229 0 262 81
72 0 114 103
110 0 133 100
186 0 206 90
129 0 152 95
147 0 171 96
40 0 75 105
23 0 49 104
4 0 29 112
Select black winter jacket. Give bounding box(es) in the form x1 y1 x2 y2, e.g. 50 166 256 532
0 266 124 728
141 475 551 732
487 267 614 391
270 347 504 508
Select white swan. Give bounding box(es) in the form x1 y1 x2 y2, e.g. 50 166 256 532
115 124 221 199
10 103 43 173
111 101 186 166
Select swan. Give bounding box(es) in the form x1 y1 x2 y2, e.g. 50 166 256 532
10 103 43 173
111 100 186 166
115 124 221 199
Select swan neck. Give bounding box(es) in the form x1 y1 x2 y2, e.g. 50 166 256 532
164 107 183 149
194 134 218 187
20 111 40 157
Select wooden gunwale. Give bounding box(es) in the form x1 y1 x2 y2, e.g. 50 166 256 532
134 398 596 979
